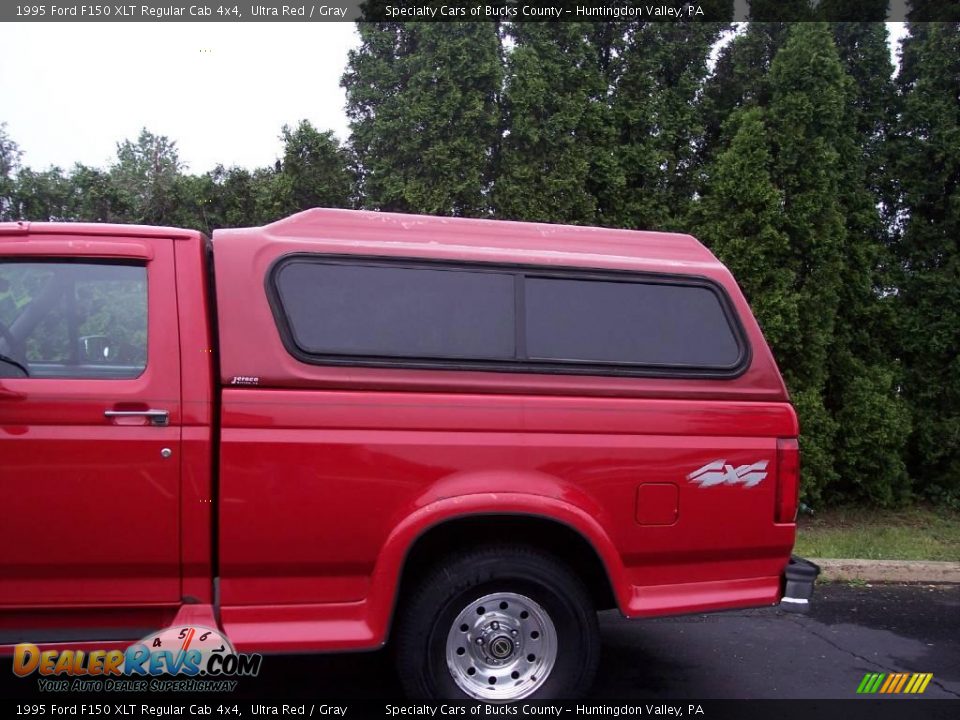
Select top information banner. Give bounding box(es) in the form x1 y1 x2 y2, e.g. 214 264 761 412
1 1 953 23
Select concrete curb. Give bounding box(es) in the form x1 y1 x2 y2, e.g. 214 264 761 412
810 558 960 584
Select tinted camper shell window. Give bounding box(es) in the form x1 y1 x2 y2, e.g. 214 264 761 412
268 255 750 379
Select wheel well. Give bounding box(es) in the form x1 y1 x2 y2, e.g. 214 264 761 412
394 515 618 623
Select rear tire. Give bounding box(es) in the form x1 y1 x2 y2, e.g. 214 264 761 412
394 545 601 700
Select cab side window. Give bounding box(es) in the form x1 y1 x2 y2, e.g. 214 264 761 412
0 261 147 379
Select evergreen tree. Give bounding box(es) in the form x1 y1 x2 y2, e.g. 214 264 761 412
109 129 184 225
342 22 501 216
765 22 850 499
10 166 75 221
697 3 835 181
162 164 284 236
698 22 795 176
825 20 911 505
70 164 130 223
166 172 220 234
829 18 899 225
697 22 855 501
164 121 353 235
611 22 725 230
273 120 355 215
492 22 616 224
0 123 21 221
692 108 800 362
895 22 960 504
207 165 284 229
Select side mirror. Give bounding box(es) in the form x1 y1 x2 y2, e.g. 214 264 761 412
78 335 115 363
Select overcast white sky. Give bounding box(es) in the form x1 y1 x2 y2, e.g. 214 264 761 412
0 23 360 173
0 22 907 175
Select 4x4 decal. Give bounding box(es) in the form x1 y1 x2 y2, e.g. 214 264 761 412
687 460 769 488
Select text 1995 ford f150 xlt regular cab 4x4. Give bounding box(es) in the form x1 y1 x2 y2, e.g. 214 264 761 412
0 209 818 700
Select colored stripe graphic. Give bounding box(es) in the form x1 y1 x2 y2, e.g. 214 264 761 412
857 673 883 693
857 672 933 694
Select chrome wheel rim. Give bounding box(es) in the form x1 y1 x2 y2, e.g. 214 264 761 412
445 591 558 701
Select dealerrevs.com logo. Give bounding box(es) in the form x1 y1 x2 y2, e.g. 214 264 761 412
13 625 261 692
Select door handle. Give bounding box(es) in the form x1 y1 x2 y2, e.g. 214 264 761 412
104 409 170 427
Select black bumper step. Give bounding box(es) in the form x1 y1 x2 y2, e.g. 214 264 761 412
780 555 820 613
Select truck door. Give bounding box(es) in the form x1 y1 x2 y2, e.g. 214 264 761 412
0 235 182 606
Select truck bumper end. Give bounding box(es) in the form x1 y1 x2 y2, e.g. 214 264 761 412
780 555 820 613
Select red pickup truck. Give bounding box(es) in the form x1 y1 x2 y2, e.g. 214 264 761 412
0 209 817 700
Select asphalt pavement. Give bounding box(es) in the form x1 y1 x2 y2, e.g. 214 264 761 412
591 583 959 699
2 584 958 701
